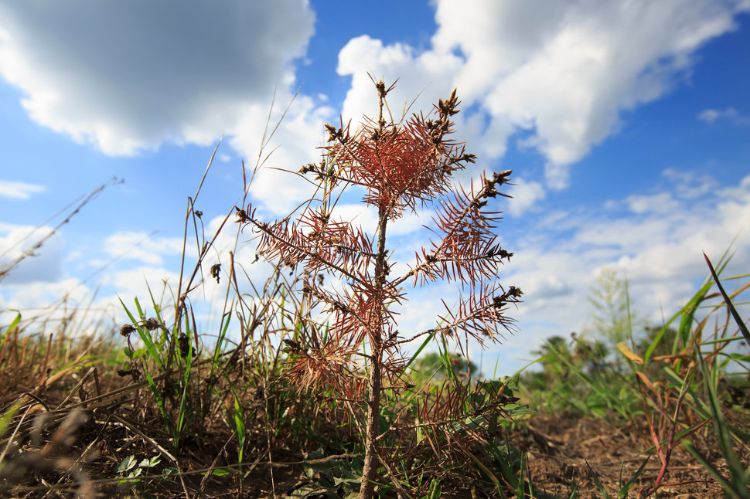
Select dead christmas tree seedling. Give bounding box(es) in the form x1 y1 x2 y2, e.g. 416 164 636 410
241 80 520 498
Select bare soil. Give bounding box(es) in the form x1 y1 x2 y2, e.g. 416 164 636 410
515 413 743 498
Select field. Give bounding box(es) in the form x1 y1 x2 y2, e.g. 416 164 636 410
1 87 749 498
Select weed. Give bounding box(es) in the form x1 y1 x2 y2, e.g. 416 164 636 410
243 80 518 497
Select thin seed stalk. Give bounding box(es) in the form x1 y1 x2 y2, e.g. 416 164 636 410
359 204 389 499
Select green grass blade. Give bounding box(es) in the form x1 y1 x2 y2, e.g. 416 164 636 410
703 252 750 344
405 329 436 371
118 297 165 370
683 442 744 499
0 313 21 342
585 461 611 499
617 454 650 499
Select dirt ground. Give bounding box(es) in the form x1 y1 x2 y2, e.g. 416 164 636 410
515 413 741 498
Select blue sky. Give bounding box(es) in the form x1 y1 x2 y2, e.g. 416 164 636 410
1 0 749 374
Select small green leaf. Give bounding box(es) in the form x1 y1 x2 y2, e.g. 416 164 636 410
333 476 361 486
117 455 137 473
162 466 177 477
138 456 160 468
211 467 232 477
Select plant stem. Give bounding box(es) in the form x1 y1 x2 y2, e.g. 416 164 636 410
360 344 382 498
359 204 389 499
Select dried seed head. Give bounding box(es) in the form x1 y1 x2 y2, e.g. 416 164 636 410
375 80 386 97
324 123 348 143
210 263 221 283
283 338 304 353
178 333 195 358
299 163 317 175
119 323 136 337
117 367 139 378
437 88 460 117
140 318 160 330
486 246 513 261
235 205 252 224
324 122 337 139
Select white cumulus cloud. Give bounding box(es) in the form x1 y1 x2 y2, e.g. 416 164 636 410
507 179 546 216
0 180 45 200
337 0 749 200
697 106 750 125
0 0 315 156
103 231 185 266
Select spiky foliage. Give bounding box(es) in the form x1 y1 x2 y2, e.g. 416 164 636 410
244 81 519 498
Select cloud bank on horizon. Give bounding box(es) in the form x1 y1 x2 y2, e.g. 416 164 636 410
0 0 748 372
